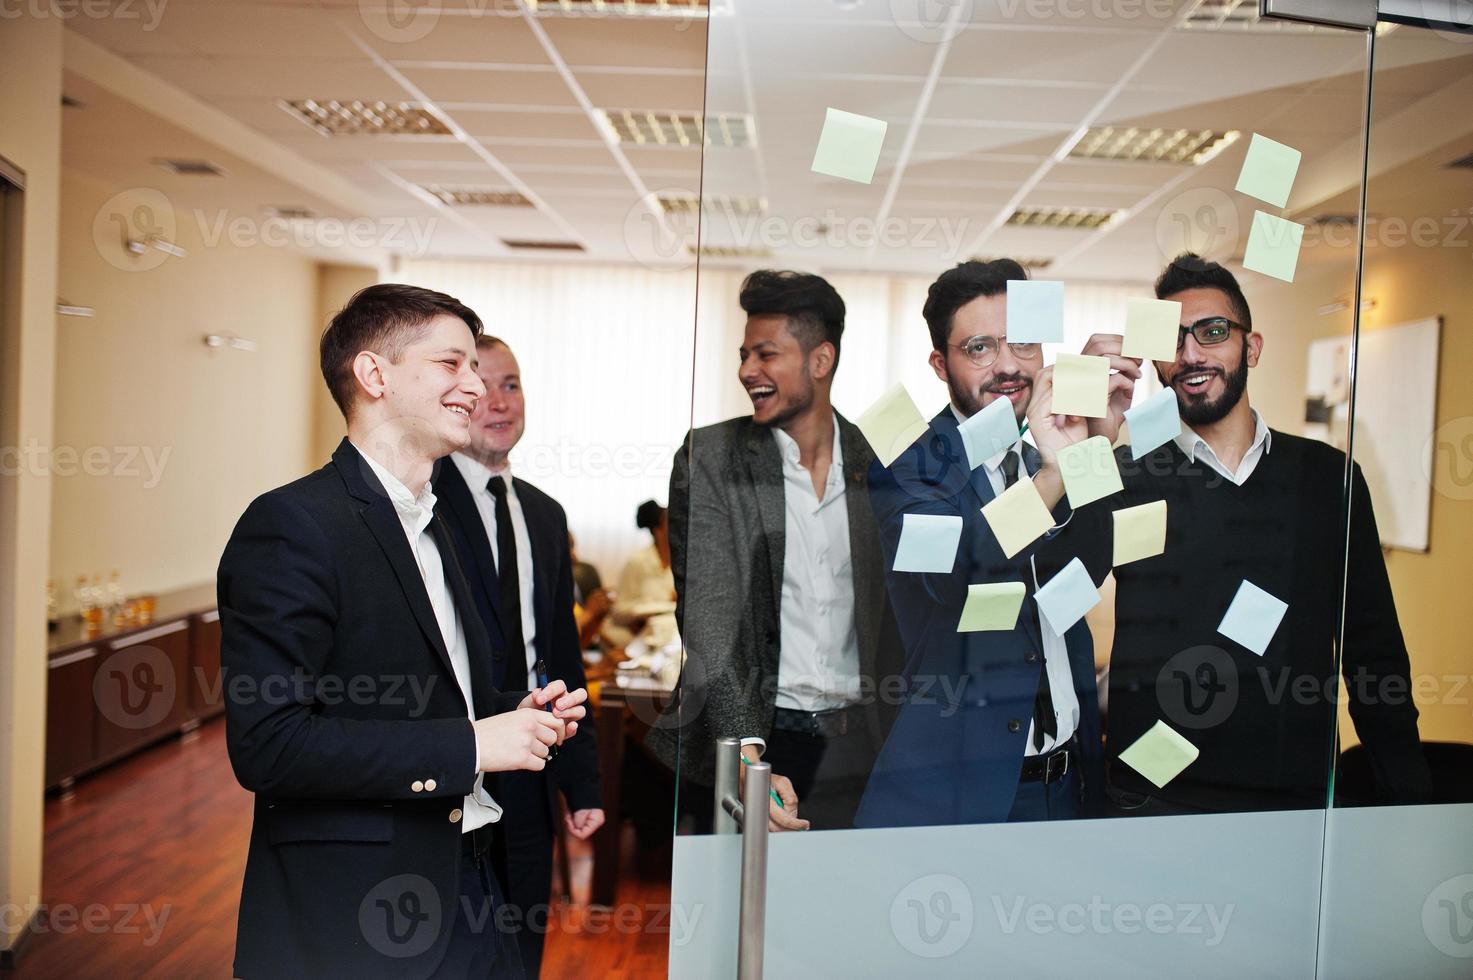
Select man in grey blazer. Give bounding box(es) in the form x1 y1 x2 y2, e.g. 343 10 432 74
646 270 903 831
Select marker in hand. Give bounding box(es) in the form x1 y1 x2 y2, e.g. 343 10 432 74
535 659 559 762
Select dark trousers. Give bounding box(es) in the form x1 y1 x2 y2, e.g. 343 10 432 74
1007 767 1083 822
490 771 554 979
764 727 875 831
437 834 525 979
1105 785 1214 818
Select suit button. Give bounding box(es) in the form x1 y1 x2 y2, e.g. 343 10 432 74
411 780 424 793
424 779 437 792
1007 719 1021 733
1025 652 1039 663
449 808 463 823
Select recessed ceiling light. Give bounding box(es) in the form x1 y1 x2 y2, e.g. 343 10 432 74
658 193 766 216
500 239 585 251
1006 207 1120 230
264 206 317 220
1068 127 1240 166
282 100 453 138
419 186 533 207
527 0 709 15
690 245 773 259
973 255 1054 271
595 110 755 149
152 158 227 176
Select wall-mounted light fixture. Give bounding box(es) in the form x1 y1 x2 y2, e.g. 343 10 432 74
204 333 258 352
127 235 186 259
56 298 95 317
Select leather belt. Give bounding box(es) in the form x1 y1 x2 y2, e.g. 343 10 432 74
1019 739 1075 784
772 704 864 739
460 823 494 865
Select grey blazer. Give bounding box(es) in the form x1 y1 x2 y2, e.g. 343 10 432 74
645 413 902 787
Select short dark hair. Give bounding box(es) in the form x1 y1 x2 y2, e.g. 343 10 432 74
319 283 483 417
636 499 666 532
739 270 845 369
922 259 1028 351
1154 253 1253 330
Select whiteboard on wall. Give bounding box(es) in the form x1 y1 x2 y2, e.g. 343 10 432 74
1304 317 1441 552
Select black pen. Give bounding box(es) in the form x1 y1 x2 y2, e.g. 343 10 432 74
534 659 559 762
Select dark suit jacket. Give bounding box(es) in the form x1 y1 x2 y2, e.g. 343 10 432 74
854 409 1104 828
645 413 904 786
433 456 601 813
219 439 525 980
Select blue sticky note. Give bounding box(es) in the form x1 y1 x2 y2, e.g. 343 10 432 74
1033 557 1101 635
1124 387 1182 460
1243 210 1304 283
1006 279 1064 344
957 395 1020 471
1217 579 1288 656
893 513 964 574
1235 133 1301 209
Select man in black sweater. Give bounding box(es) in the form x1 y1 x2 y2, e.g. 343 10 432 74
1039 254 1431 814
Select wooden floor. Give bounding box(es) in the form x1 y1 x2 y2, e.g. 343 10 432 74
14 720 671 978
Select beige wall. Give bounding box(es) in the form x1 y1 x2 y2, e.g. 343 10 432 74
0 15 62 959
51 170 321 602
311 264 378 465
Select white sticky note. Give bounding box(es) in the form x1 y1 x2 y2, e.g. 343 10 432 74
1217 579 1289 656
1113 500 1167 566
1124 387 1181 460
1118 721 1200 789
957 395 1020 471
1243 210 1304 283
811 108 888 185
893 513 964 574
1005 280 1064 344
1033 557 1100 635
957 582 1027 632
1051 353 1110 419
857 383 928 467
1122 297 1182 363
1056 436 1124 508
981 476 1055 559
1235 133 1302 209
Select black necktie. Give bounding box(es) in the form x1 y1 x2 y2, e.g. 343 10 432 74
487 476 526 673
1002 450 1057 752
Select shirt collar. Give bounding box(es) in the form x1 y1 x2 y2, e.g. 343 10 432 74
1175 407 1273 464
451 451 511 495
353 441 436 530
771 412 844 473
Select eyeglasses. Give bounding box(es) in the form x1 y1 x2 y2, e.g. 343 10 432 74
1177 316 1245 350
949 335 1044 369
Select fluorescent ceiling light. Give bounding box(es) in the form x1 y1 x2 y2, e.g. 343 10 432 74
419 186 533 207
1068 127 1240 166
283 100 453 138
1006 207 1120 230
595 110 755 148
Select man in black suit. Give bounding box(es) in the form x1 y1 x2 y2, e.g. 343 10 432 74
433 335 602 978
218 284 588 979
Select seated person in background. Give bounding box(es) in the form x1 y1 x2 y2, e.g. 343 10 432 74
568 531 610 650
1038 253 1431 815
603 500 677 650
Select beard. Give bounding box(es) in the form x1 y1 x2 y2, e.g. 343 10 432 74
1164 343 1249 427
754 366 816 429
949 371 1031 423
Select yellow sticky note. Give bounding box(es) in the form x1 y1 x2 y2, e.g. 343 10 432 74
1235 133 1301 209
1052 353 1110 419
1113 499 1167 566
811 108 888 185
957 582 1026 632
856 383 928 467
1057 436 1123 508
981 476 1055 559
1117 720 1199 789
1122 297 1182 363
1242 210 1304 283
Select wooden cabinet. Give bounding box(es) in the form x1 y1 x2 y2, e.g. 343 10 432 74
189 610 225 720
92 620 191 768
45 645 99 790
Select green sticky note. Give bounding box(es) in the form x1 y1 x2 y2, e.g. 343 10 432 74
1243 210 1304 283
1117 720 1199 789
1057 436 1123 508
981 476 1055 559
811 108 888 185
1235 133 1301 209
1113 499 1167 566
1052 353 1110 419
856 383 927 467
957 582 1026 632
1121 297 1181 363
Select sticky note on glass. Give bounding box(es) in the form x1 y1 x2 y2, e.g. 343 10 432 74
1122 297 1181 363
981 476 1054 559
1235 133 1301 209
857 383 928 468
810 108 888 185
1218 579 1288 656
893 513 964 574
1056 436 1123 508
1051 353 1109 418
1118 721 1200 789
1113 500 1166 566
1033 557 1100 635
957 395 1020 471
1123 386 1181 460
957 582 1026 632
1243 211 1304 283
1005 279 1064 344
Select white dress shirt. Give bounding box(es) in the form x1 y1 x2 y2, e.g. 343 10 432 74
450 453 539 691
1175 408 1273 486
355 445 501 832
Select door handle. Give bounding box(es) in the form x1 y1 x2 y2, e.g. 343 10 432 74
714 737 769 980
